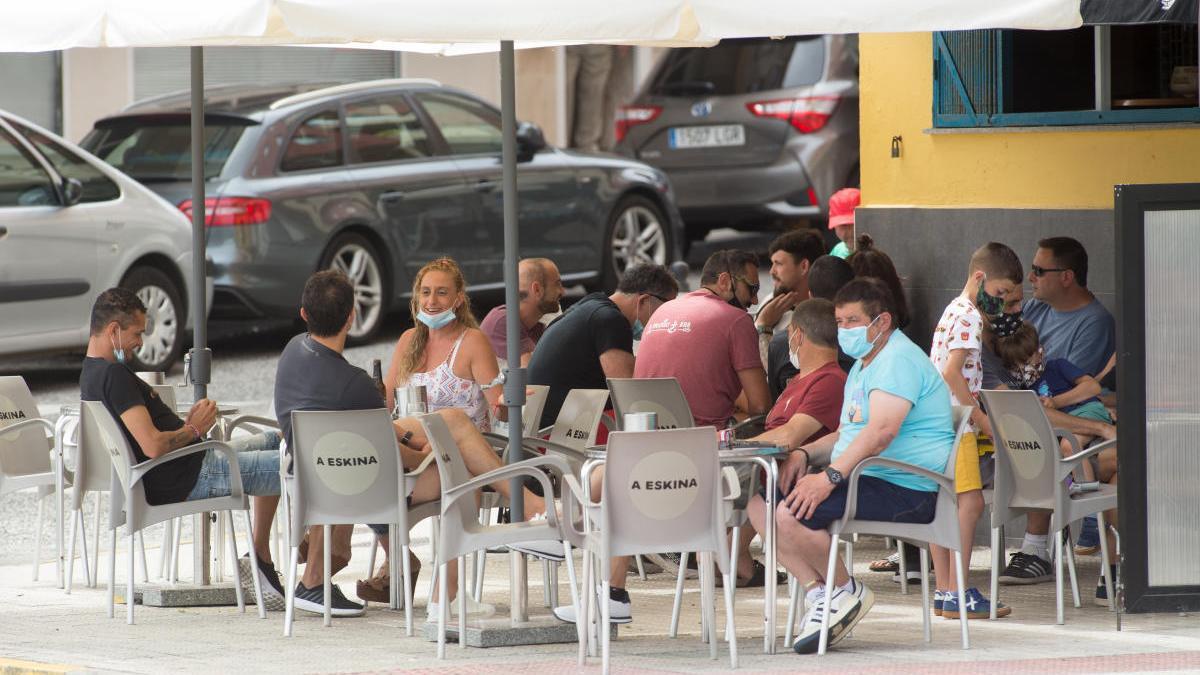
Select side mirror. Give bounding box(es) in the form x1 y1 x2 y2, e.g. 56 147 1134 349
516 122 547 160
62 178 84 206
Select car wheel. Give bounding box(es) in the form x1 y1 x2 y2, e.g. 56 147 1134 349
320 233 387 343
602 195 671 290
121 266 184 373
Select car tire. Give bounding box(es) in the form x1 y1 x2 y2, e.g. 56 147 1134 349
601 195 672 291
319 232 388 344
121 266 185 373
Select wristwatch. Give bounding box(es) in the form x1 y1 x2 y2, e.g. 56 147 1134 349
824 466 844 486
756 324 773 336
398 430 415 448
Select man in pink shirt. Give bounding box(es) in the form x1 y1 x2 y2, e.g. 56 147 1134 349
635 249 771 426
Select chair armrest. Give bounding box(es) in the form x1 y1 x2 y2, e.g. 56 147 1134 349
537 425 553 436
1 417 55 438
729 415 766 438
1053 431 1116 480
559 473 599 538
129 440 244 497
841 456 953 523
441 455 571 516
599 415 615 432
404 451 437 479
518 437 589 464
224 415 280 436
721 466 741 502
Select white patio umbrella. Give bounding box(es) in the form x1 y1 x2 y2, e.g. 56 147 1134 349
3 0 1081 594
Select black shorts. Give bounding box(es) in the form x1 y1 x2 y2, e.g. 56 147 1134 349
772 475 938 530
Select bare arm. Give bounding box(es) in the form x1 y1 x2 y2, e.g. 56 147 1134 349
737 367 771 416
753 413 823 452
599 348 635 379
463 329 503 409
1044 405 1113 439
1047 374 1101 410
940 348 991 435
120 399 217 459
519 351 532 368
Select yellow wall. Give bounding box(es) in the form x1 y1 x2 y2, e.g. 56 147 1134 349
860 33 1200 210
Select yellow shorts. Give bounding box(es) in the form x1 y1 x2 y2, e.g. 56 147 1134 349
955 432 983 494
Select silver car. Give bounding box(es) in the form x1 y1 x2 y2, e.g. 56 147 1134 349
615 35 859 241
0 110 200 372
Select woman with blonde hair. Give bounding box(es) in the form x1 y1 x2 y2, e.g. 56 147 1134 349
384 257 504 432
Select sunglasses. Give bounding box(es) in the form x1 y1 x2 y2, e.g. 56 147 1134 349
1030 264 1068 277
733 275 761 296
646 293 672 304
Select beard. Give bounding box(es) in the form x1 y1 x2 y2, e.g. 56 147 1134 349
538 297 561 315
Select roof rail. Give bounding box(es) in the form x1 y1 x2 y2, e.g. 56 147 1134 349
269 78 443 110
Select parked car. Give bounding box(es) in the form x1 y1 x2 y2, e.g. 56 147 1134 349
0 110 200 372
82 80 685 342
614 35 859 242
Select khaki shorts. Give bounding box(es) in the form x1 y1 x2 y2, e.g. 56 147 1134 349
955 432 983 494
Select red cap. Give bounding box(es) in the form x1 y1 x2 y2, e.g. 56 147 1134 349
827 187 861 229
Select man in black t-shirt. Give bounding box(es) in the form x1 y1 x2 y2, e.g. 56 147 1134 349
276 271 556 620
528 264 679 428
80 288 284 607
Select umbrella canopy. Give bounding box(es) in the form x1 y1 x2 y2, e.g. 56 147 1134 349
2 0 1082 52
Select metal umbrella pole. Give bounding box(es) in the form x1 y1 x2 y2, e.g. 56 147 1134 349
188 46 213 586
499 40 530 624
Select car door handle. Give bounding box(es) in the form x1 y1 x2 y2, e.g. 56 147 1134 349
380 191 407 203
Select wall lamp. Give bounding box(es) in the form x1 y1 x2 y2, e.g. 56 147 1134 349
891 135 903 159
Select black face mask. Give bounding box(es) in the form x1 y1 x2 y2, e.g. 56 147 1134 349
727 294 746 311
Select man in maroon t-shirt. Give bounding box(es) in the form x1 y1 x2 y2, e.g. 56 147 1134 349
479 258 563 367
635 250 771 426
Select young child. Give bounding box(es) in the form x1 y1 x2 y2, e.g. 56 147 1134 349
926 242 1022 620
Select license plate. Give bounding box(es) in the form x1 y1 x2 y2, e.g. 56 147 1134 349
668 124 745 149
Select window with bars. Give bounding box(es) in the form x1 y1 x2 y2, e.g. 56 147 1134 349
933 25 1200 127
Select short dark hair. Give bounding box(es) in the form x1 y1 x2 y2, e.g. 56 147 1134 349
847 235 909 328
301 270 355 337
969 242 1023 284
768 229 825 265
699 249 759 285
1038 236 1089 287
89 288 146 335
808 255 855 301
834 276 897 325
993 321 1041 371
790 298 837 349
616 264 679 299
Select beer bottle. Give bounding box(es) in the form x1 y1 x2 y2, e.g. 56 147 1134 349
371 359 386 401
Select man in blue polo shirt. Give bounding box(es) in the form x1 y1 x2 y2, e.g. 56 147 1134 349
746 277 955 654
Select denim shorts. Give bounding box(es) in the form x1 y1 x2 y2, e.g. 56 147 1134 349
186 432 282 500
773 475 938 531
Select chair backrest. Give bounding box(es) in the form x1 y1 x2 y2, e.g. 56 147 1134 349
946 405 973 478
135 372 166 386
150 384 178 411
74 401 120 506
979 389 1060 511
521 384 550 434
288 408 404 540
0 376 52 483
546 388 609 451
607 377 695 430
600 427 728 572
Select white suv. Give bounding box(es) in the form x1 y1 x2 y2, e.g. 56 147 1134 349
0 110 201 372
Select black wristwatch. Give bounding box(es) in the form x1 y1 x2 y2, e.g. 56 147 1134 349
399 430 414 448
824 466 844 486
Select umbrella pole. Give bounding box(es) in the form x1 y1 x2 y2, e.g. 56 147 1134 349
189 46 213 587
500 39 530 624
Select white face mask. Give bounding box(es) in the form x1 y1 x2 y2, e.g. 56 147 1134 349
788 334 802 370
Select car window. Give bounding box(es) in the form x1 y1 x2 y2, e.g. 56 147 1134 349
0 127 58 207
650 37 826 96
83 122 245 182
10 121 120 203
280 110 343 172
415 92 503 156
346 96 432 164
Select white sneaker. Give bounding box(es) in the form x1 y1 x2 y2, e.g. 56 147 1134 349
426 593 496 622
791 583 866 654
552 593 632 624
508 513 566 561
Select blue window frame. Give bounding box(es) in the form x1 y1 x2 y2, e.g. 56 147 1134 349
933 27 1200 128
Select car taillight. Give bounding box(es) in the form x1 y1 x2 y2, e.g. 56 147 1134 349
179 197 272 226
746 96 839 134
615 105 662 143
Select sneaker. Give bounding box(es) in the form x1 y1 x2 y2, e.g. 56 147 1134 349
644 552 699 579
1075 516 1100 556
552 587 632 624
933 589 946 617
292 582 366 617
426 593 497 622
792 581 871 654
941 587 1011 619
998 551 1053 585
238 553 286 611
508 514 567 562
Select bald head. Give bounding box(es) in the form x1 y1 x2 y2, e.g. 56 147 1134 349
518 258 563 317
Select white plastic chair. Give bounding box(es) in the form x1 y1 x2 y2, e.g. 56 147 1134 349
816 405 974 654
80 400 265 624
283 407 437 636
0 376 64 582
981 389 1118 624
418 411 578 660
560 426 739 672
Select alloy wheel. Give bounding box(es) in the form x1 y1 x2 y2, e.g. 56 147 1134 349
328 242 384 339
610 205 668 278
135 284 178 368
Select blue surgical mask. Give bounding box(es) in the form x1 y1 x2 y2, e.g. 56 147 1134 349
838 315 882 359
632 319 644 341
110 333 126 364
417 308 457 330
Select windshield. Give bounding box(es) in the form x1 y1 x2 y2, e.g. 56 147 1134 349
650 37 826 97
82 121 247 182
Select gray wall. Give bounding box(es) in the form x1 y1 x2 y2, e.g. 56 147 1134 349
855 207 1115 350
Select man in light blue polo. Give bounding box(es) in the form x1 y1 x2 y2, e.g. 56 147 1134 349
746 277 954 654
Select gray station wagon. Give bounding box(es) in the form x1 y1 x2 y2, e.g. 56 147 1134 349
82 80 684 341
